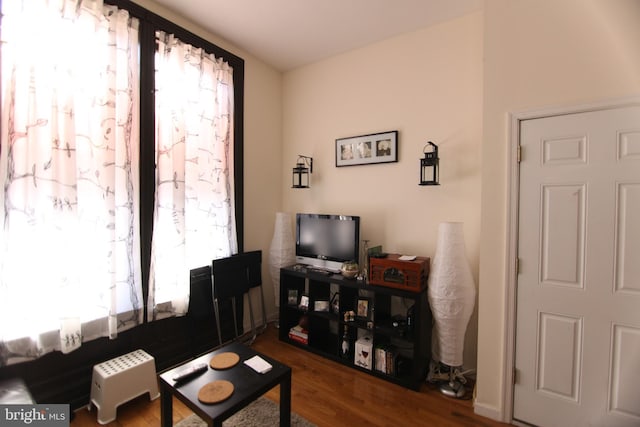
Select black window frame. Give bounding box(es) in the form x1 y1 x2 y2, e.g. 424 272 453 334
105 0 245 313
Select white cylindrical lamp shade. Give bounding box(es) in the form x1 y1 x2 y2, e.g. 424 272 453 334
428 222 476 367
269 212 296 307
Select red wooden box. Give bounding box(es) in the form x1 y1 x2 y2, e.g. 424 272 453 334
368 254 430 293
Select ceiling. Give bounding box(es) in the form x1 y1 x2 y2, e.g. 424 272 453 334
151 0 483 71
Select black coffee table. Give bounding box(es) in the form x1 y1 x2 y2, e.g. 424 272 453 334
158 342 291 427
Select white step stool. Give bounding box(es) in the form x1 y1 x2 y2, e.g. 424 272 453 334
89 349 160 424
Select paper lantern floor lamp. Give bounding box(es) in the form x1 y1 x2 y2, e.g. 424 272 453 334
269 212 295 313
427 222 476 398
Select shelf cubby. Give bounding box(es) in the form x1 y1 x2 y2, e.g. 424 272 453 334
279 265 431 390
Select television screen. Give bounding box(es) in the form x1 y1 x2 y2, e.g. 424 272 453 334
295 213 360 272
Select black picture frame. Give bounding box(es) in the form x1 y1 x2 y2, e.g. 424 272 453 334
314 300 329 312
336 130 398 167
287 289 298 306
299 294 310 311
330 291 340 314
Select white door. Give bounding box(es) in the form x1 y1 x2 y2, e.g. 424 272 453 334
514 105 640 427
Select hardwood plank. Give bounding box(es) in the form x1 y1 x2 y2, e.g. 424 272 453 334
72 324 510 426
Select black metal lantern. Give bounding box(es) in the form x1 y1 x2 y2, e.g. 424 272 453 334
292 155 313 188
419 141 440 186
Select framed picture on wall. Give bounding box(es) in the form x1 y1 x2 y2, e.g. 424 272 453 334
335 130 398 167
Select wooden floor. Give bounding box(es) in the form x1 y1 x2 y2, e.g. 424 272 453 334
72 324 511 427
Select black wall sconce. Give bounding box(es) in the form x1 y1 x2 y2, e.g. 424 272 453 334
292 155 313 188
419 141 440 186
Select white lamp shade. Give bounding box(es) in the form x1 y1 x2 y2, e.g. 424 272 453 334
428 222 476 367
269 212 296 307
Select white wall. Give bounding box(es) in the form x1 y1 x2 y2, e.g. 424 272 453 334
282 12 484 371
129 1 640 422
477 0 640 421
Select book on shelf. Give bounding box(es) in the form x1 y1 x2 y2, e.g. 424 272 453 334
288 324 308 344
288 333 308 345
289 324 308 338
374 344 397 375
375 346 386 373
386 349 397 376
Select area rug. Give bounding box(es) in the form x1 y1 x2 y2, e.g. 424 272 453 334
174 396 316 427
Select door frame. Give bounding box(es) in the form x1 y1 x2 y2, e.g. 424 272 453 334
502 95 640 423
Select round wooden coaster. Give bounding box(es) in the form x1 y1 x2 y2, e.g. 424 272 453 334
209 352 240 370
198 380 234 404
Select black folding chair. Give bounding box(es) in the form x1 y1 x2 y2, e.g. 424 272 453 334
212 255 251 346
234 250 267 344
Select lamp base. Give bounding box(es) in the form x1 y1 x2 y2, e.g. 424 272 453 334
427 360 469 399
426 360 450 383
439 380 467 399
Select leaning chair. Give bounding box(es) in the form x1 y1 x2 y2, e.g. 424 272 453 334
187 265 231 354
212 255 251 346
234 250 268 344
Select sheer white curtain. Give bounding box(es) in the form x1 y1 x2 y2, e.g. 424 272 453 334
149 32 236 320
0 0 142 362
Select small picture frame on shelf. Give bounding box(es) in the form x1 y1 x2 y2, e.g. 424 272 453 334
367 321 374 330
330 292 340 314
356 297 372 320
287 289 299 305
314 300 329 312
299 295 310 311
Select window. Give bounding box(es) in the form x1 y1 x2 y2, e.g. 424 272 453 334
0 0 244 364
149 30 238 320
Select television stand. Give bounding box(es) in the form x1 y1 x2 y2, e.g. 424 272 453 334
309 268 333 276
293 264 339 275
279 265 431 390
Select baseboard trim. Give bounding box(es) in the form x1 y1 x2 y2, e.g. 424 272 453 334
473 400 506 423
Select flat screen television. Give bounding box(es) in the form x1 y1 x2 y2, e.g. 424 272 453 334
295 213 360 272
